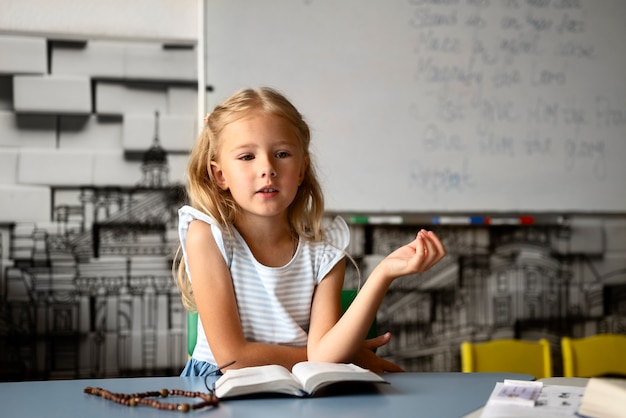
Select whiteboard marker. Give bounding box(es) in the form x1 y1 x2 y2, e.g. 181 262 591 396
484 216 535 225
349 216 403 224
368 215 404 224
432 216 487 225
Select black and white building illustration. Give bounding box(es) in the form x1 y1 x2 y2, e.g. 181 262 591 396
1 2 625 381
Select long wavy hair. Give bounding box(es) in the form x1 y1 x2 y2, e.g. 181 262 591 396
174 87 325 311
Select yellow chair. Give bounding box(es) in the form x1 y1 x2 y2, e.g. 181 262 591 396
461 338 552 379
561 333 626 377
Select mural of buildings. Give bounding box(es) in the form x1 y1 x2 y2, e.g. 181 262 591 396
3 188 626 380
0 19 197 379
1 3 625 381
1 184 188 380
0 111 189 379
356 220 626 375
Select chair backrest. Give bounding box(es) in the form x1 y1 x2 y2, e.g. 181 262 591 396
561 333 626 378
187 310 198 358
461 338 552 379
187 289 378 357
340 289 378 340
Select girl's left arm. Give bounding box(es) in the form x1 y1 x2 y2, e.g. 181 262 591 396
308 259 403 371
307 260 386 365
307 229 446 367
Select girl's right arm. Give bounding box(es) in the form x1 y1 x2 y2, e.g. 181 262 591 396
185 220 307 370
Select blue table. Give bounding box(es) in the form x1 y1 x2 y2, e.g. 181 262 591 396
0 372 532 418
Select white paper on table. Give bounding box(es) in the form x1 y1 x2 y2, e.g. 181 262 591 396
481 384 586 418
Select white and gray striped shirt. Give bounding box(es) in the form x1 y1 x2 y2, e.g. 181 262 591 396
178 205 349 365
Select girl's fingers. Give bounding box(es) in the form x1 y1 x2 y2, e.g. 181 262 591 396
420 231 436 257
416 230 446 271
363 332 392 350
399 229 446 274
415 230 427 256
423 231 445 256
427 230 446 254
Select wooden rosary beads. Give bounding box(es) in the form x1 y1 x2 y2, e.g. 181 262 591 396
83 386 219 412
84 361 234 412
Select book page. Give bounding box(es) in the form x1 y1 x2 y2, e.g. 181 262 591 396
579 377 626 418
481 385 585 418
215 364 303 398
292 362 386 395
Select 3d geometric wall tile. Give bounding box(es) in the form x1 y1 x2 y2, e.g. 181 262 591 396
17 148 94 185
0 35 46 74
0 76 13 110
160 114 195 152
167 86 197 115
51 40 125 78
123 113 195 153
0 148 19 183
0 184 51 222
0 111 57 147
59 115 123 150
92 150 143 186
122 113 154 152
125 42 196 81
96 81 167 115
13 75 91 114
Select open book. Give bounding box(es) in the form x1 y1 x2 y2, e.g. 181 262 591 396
214 361 387 399
578 377 626 418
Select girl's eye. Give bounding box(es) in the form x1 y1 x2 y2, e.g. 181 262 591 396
275 151 290 158
239 154 254 161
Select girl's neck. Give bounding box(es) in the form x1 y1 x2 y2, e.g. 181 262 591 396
234 213 291 240
234 215 297 267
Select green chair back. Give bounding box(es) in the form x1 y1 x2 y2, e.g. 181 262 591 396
187 309 198 358
340 289 378 340
187 289 378 357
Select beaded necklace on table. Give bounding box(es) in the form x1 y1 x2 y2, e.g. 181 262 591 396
83 360 235 413
83 386 218 412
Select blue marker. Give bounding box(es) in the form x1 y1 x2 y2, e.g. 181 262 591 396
432 216 487 225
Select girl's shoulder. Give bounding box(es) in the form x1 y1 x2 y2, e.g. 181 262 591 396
178 205 233 263
321 216 350 251
178 205 233 242
178 205 218 227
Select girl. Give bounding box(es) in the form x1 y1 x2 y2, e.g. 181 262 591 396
175 87 446 376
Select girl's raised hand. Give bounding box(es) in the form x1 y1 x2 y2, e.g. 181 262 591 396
378 229 446 280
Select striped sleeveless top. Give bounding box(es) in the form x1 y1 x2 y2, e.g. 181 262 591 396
177 205 350 365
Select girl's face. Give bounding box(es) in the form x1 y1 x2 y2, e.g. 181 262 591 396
210 112 308 222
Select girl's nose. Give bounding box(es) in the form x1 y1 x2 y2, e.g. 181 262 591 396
261 168 277 177
260 160 277 177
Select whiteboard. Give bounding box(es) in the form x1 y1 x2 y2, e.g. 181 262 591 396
204 0 626 213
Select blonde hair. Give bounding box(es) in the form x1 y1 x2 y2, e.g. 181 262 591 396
174 87 325 311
